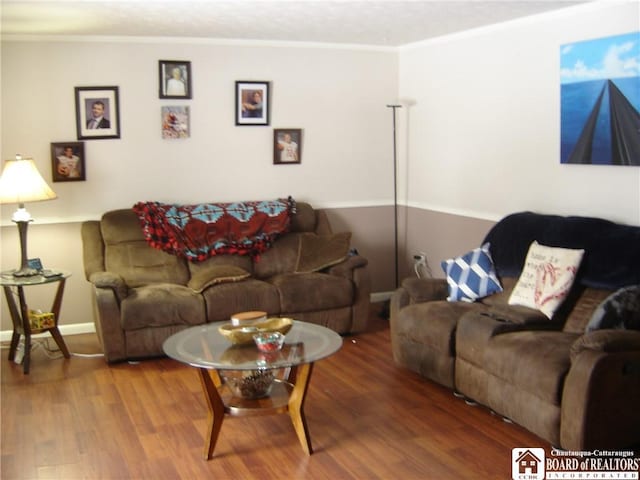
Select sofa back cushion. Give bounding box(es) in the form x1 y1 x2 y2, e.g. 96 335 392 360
101 209 190 287
483 212 640 290
290 202 318 233
253 233 302 279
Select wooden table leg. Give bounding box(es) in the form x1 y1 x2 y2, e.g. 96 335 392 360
197 368 225 460
288 362 314 455
48 278 70 358
3 286 21 362
16 286 32 374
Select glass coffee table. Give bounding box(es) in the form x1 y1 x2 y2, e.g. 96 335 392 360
163 320 342 460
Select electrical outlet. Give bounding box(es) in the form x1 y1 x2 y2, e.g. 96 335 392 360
413 253 426 262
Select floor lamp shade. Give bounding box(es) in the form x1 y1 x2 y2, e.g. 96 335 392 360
0 154 57 276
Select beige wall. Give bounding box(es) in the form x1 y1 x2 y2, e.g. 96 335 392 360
0 205 401 331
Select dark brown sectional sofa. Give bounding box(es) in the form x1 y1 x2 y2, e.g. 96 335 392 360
390 211 640 450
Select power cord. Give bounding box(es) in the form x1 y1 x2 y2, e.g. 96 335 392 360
0 338 105 361
413 252 433 278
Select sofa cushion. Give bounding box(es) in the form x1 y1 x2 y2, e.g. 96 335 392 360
508 241 584 319
295 232 351 273
202 278 280 322
187 264 251 293
441 243 502 303
121 284 205 330
484 330 578 405
270 272 353 312
586 285 640 332
101 209 190 287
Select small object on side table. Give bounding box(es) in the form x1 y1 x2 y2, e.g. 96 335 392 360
253 331 285 353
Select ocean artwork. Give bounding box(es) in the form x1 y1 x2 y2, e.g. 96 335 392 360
560 31 640 166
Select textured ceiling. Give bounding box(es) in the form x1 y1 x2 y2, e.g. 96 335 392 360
2 0 591 47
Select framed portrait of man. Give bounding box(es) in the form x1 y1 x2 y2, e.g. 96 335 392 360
75 86 120 140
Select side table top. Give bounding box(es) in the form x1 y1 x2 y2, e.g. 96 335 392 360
0 270 71 287
163 320 343 371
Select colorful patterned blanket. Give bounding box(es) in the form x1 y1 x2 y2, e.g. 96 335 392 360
133 197 296 261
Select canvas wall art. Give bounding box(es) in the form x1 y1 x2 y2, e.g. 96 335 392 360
560 31 640 166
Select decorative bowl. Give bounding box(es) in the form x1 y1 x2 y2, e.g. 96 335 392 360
220 369 274 399
253 331 285 353
218 317 293 345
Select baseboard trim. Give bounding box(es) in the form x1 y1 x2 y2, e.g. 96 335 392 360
0 322 96 343
1 295 392 342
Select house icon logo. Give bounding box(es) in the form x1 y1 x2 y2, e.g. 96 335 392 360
512 448 545 480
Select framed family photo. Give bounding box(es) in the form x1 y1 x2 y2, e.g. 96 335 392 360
162 106 190 139
159 60 192 99
50 141 85 182
273 129 302 164
75 86 120 140
236 81 270 126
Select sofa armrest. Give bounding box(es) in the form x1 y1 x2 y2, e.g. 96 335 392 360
401 277 448 303
561 331 640 450
90 286 127 363
570 330 640 360
81 220 105 280
326 254 368 277
389 278 448 325
328 255 370 333
88 271 129 301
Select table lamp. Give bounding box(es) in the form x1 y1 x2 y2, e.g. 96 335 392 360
0 154 57 276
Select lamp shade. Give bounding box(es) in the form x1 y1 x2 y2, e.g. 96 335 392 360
0 154 57 205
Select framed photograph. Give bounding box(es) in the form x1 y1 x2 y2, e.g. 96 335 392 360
159 60 192 99
273 129 302 164
75 86 120 140
162 106 190 139
50 141 85 182
236 81 270 126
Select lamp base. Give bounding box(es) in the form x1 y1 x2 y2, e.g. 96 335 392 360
13 267 40 277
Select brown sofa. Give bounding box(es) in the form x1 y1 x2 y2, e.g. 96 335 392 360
82 201 370 362
390 212 640 450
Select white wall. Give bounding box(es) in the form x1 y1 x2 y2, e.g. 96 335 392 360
1 38 397 224
398 1 640 226
0 38 398 331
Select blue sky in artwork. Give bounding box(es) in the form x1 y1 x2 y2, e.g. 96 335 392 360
560 31 640 84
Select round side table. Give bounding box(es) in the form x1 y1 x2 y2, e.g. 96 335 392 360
1 270 71 374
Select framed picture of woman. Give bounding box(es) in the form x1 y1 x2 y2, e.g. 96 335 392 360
159 60 192 99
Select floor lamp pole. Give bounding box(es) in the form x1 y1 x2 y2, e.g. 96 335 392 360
387 104 402 289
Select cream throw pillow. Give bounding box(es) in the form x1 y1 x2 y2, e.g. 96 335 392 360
508 241 584 319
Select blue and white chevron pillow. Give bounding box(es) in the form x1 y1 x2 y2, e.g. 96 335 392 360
441 243 503 302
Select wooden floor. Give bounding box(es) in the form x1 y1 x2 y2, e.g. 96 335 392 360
1 305 550 479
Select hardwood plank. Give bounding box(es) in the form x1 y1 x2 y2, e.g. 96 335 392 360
1 305 551 479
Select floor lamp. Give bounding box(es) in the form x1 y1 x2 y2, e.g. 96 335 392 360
386 104 402 289
0 154 58 276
